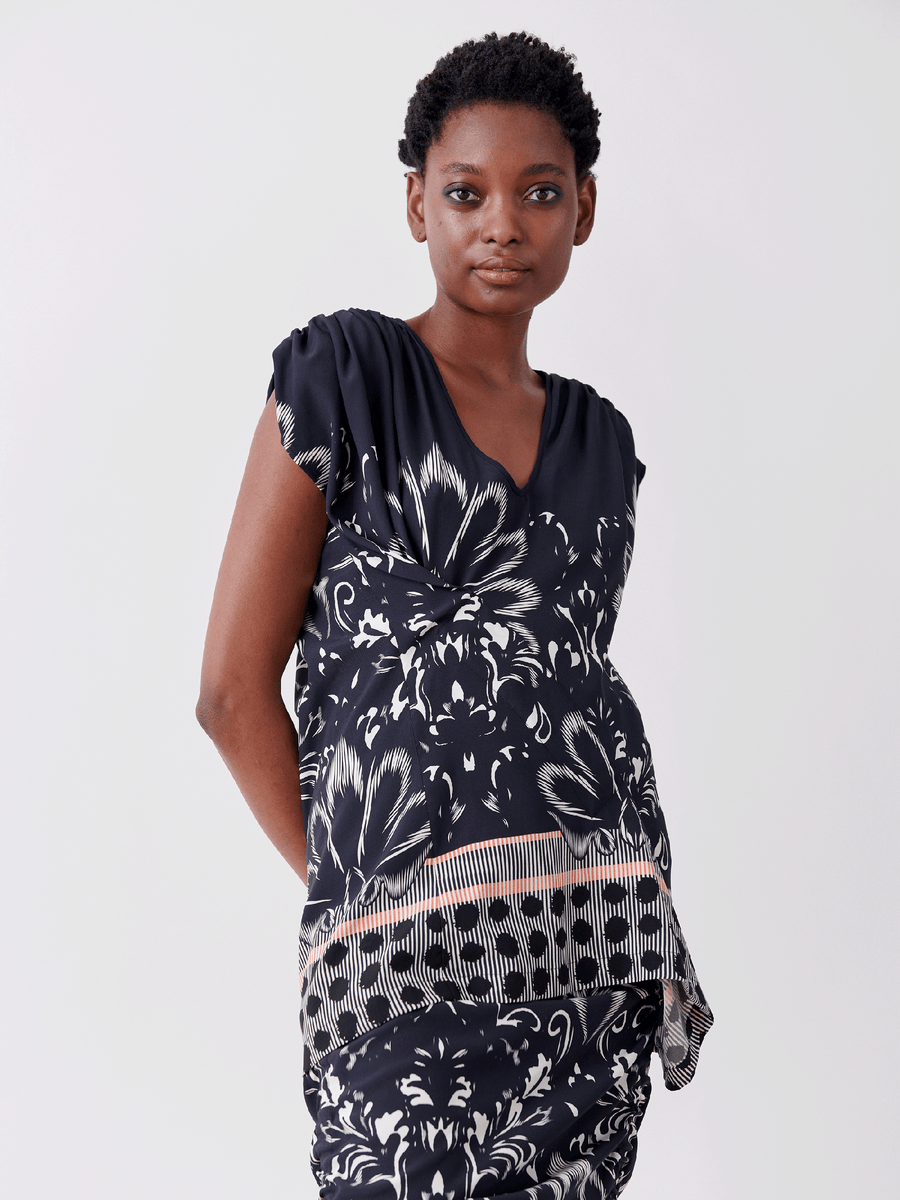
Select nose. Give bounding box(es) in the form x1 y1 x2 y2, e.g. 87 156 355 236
479 195 524 245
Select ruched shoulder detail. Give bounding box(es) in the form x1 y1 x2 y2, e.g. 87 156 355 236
596 391 646 498
267 317 346 497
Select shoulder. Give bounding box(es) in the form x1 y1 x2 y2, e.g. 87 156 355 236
271 309 402 388
270 310 413 396
548 370 637 441
274 309 403 356
546 371 645 488
268 310 416 470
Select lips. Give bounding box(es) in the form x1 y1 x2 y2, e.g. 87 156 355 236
472 257 531 285
474 257 530 272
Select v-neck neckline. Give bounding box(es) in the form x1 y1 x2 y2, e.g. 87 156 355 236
394 316 553 496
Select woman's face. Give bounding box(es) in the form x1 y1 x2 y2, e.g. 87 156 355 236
406 102 596 320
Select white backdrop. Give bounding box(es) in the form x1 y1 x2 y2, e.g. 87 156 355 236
2 1 898 1197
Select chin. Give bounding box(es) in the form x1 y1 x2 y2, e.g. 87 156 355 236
456 286 546 318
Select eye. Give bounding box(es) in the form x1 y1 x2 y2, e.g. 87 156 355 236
443 185 480 204
526 185 562 204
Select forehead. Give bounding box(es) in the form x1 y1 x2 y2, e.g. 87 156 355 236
426 103 574 173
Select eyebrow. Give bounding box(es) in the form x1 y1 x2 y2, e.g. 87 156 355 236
523 162 567 178
439 161 568 178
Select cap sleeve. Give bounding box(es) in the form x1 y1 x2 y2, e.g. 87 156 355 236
267 319 342 497
600 395 645 502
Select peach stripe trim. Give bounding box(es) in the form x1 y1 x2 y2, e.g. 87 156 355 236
301 858 667 979
425 830 562 865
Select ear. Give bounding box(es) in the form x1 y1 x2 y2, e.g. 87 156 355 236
406 171 427 242
573 175 597 246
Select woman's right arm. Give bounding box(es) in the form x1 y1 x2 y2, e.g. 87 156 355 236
196 396 328 884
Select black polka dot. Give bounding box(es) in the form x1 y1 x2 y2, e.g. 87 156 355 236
488 899 510 922
551 890 566 917
674 950 686 975
604 916 630 944
558 962 570 985
571 884 591 908
602 882 627 905
555 927 567 948
495 933 520 958
572 918 594 945
636 877 659 904
313 1029 332 1051
461 941 486 962
467 976 492 997
504 971 526 998
528 930 548 957
392 919 414 941
575 955 598 984
324 941 348 966
366 994 391 1025
607 952 633 979
359 931 384 954
520 895 543 918
433 980 462 1001
641 950 664 971
454 903 480 931
329 976 349 1002
425 943 450 970
360 962 381 988
533 967 550 995
337 1010 358 1040
390 950 414 973
638 913 661 936
401 985 425 1005
427 911 447 933
306 994 322 1018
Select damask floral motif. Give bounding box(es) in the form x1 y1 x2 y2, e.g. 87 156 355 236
306 990 658 1200
306 738 430 908
537 711 628 858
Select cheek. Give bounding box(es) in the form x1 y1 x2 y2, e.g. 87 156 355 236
541 241 575 289
430 227 466 266
427 241 456 282
551 225 577 264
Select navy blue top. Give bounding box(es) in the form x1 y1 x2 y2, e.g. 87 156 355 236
268 309 711 1089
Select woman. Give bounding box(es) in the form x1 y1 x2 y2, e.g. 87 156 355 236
198 31 712 1200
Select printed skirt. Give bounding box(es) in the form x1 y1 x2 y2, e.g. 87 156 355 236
303 985 660 1200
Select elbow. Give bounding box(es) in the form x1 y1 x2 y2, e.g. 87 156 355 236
195 681 237 741
195 692 216 736
195 672 280 745
196 647 286 745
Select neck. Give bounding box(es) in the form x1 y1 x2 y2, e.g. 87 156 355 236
406 297 536 389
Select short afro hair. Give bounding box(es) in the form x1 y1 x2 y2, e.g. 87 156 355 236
398 31 600 180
